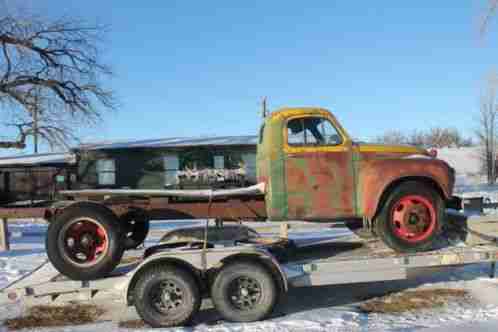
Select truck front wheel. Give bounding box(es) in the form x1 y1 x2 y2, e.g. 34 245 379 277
375 181 445 253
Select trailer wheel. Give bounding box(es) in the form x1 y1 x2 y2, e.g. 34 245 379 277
134 266 200 328
122 211 150 250
375 181 445 252
46 204 124 280
211 262 277 322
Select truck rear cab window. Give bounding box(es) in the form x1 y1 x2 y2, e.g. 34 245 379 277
287 117 342 146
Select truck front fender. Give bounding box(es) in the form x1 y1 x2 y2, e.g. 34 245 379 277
359 158 454 220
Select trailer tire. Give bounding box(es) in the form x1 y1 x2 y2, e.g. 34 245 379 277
375 181 445 252
211 262 277 322
46 204 125 280
134 266 200 328
122 211 150 250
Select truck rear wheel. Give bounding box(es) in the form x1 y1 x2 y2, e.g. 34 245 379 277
46 203 125 280
211 262 277 322
134 266 201 328
375 181 445 253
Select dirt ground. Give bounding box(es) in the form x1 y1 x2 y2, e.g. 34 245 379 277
359 288 471 313
4 304 105 330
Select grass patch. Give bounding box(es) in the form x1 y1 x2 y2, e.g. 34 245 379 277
359 288 470 314
4 304 104 329
119 319 147 329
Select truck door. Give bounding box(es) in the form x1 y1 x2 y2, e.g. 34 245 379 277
284 116 355 220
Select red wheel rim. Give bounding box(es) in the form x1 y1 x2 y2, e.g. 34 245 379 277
390 195 436 243
62 219 109 265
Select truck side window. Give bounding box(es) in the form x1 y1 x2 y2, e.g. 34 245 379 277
287 117 342 146
287 119 305 144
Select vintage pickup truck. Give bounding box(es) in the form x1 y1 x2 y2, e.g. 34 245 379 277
44 107 457 280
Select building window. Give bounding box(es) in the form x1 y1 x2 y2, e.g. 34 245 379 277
242 153 257 184
287 117 342 146
214 155 225 169
164 155 179 187
96 159 116 185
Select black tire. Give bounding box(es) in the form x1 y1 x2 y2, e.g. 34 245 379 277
134 266 201 328
46 203 125 280
122 211 150 250
211 262 277 322
375 181 445 253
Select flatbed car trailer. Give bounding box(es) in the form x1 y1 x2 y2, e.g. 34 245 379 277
1 220 498 328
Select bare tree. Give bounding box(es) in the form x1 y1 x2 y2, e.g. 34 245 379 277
374 128 473 148
423 127 465 148
0 8 115 150
480 0 498 35
373 130 406 145
476 71 498 184
408 130 426 147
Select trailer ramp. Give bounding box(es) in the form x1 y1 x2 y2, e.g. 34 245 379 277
0 259 137 307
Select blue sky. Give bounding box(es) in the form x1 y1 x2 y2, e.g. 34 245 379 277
10 1 498 152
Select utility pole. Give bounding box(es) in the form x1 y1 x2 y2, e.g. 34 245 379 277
32 89 40 154
261 97 268 118
33 105 38 154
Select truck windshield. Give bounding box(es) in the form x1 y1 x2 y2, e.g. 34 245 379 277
287 117 342 146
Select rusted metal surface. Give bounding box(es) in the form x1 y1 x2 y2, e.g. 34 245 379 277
0 195 267 221
108 197 267 221
285 151 355 220
357 152 454 219
0 207 49 219
257 107 455 222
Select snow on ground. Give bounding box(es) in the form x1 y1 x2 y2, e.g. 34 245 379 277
1 220 498 331
437 147 498 210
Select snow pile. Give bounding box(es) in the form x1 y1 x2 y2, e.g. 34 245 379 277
435 147 498 205
0 254 46 290
437 147 483 188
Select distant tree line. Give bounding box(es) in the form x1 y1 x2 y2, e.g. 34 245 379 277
373 128 474 148
477 71 498 185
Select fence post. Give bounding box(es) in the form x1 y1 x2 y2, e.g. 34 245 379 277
0 218 10 251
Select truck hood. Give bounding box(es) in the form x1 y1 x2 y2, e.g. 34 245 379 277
355 143 430 157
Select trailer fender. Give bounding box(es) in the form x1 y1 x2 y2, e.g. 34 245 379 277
216 252 288 294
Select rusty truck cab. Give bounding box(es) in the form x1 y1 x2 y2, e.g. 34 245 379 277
257 107 357 221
